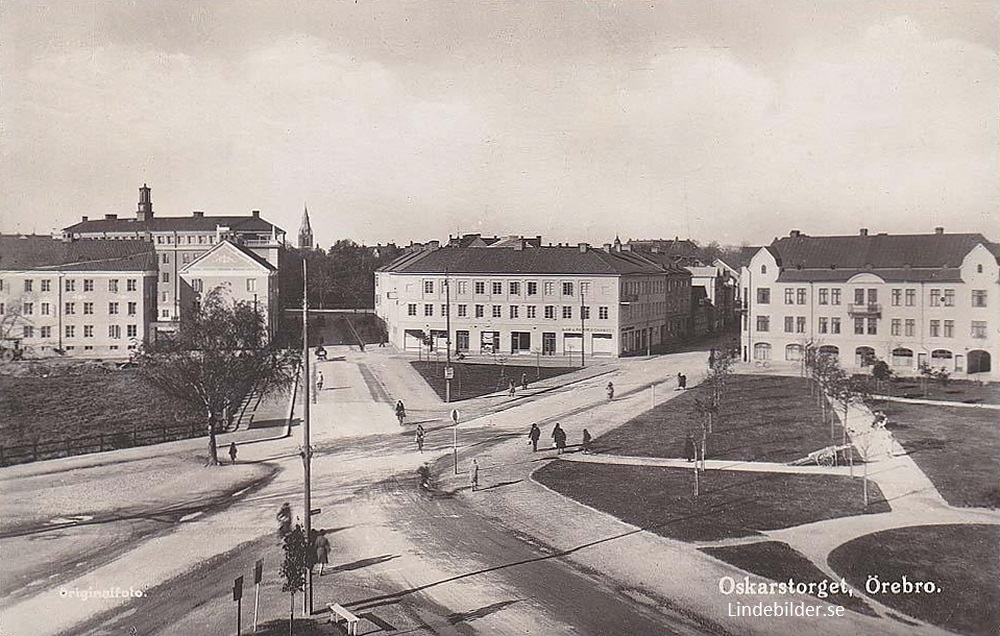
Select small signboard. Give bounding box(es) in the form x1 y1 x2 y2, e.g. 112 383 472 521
254 560 263 585
444 366 454 379
310 508 322 516
233 575 244 602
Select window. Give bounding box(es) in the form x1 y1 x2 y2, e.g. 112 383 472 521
580 282 590 296
868 289 878 304
65 279 76 292
509 282 521 295
905 319 915 337
929 320 940 337
784 316 794 333
818 317 828 334
526 306 536 319
582 306 590 320
424 280 434 294
544 281 555 296
23 326 33 338
971 321 987 339
944 320 954 338
867 318 877 335
544 306 555 319
977 264 984 273
161 309 169 318
457 281 468 295
65 302 76 315
475 282 485 294
891 289 901 307
562 282 574 296
457 304 467 318
109 302 119 315
942 289 954 307
109 279 119 293
784 289 794 305
831 318 841 334
84 302 94 315
891 319 901 336
22 302 33 315
797 288 807 305
492 282 503 295
41 302 50 316
161 291 168 302
83 325 94 338
756 288 770 304
41 280 51 292
127 324 137 338
796 316 806 333
854 288 865 305
854 317 865 335
41 326 51 338
510 305 519 319
972 290 987 307
831 289 841 305
109 325 121 339
818 289 829 305
492 305 502 318
162 272 169 283
475 305 485 318
24 279 33 292
761 265 767 274
930 289 941 307
128 302 137 316
246 279 256 292
527 282 538 296
65 325 75 338
192 279 203 293
127 279 137 292
407 303 417 316
905 289 915 306
562 306 572 319
441 304 448 317
84 279 94 292
424 304 433 317
756 316 770 332
599 306 609 320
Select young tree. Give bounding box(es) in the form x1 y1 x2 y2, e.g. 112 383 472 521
871 358 892 395
279 524 310 636
138 289 299 465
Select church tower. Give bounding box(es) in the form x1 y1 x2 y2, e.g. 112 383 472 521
298 205 314 249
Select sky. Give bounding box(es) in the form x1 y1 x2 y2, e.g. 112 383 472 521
2 0 997 248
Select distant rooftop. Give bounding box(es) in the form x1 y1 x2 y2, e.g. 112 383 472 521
0 235 157 272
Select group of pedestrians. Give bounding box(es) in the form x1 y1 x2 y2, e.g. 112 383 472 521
528 422 592 454
507 373 530 397
275 502 332 575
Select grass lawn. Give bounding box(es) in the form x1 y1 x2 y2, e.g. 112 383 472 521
878 401 1000 508
868 377 1000 405
410 361 577 401
533 461 888 542
701 541 874 616
0 368 204 450
596 374 847 464
829 524 1000 635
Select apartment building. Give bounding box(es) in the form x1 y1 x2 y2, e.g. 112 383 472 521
0 235 157 358
63 185 286 331
740 228 999 379
375 239 692 358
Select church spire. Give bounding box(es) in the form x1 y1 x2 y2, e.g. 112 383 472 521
298 204 314 249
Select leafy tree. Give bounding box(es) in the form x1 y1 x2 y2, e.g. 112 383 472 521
871 358 892 394
138 289 299 465
279 524 309 636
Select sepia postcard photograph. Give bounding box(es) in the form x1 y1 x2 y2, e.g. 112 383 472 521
0 1 997 635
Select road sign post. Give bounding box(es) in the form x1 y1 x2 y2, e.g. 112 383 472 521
252 560 262 632
233 575 244 635
450 409 459 474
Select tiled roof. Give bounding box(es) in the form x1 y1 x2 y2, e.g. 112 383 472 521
770 232 996 283
0 235 157 272
63 214 283 235
631 251 696 275
380 246 672 276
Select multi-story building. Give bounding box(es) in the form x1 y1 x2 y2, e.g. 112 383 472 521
62 185 286 333
376 238 692 358
740 228 999 379
0 235 157 358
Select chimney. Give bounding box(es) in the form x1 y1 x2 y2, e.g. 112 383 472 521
789 230 801 237
193 211 204 218
81 215 89 222
578 243 588 253
535 235 542 247
603 243 612 252
935 226 944 235
251 210 261 218
137 184 153 222
513 240 524 251
859 228 868 236
105 214 117 220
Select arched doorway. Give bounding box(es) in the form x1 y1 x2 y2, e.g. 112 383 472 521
754 342 772 360
892 347 913 368
818 345 839 362
968 350 992 374
855 346 876 367
785 343 803 362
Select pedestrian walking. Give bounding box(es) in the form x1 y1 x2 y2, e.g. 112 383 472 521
314 530 331 576
606 381 614 401
581 428 592 454
508 378 516 397
228 441 238 464
316 370 324 392
684 433 696 462
395 400 406 426
276 502 292 541
521 372 528 390
528 423 541 452
679 373 687 390
470 458 480 491
415 424 425 453
552 423 567 454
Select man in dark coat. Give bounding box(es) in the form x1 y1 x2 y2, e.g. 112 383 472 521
552 423 567 454
314 530 331 575
528 423 541 452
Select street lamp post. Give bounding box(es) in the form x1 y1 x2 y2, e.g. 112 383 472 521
301 260 313 616
445 272 452 403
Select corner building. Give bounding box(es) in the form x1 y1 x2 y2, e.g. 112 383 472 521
740 228 999 380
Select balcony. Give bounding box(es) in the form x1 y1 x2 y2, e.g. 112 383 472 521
848 303 882 317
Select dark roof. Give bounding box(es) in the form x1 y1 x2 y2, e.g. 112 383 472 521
380 246 676 276
769 232 997 283
632 251 698 275
63 214 283 235
0 235 157 272
628 238 700 255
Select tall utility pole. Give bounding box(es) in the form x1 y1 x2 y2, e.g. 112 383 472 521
580 286 586 368
301 260 313 616
445 271 452 403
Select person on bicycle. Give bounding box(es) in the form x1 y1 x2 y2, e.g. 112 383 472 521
606 381 615 401
395 400 407 425
415 424 425 453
